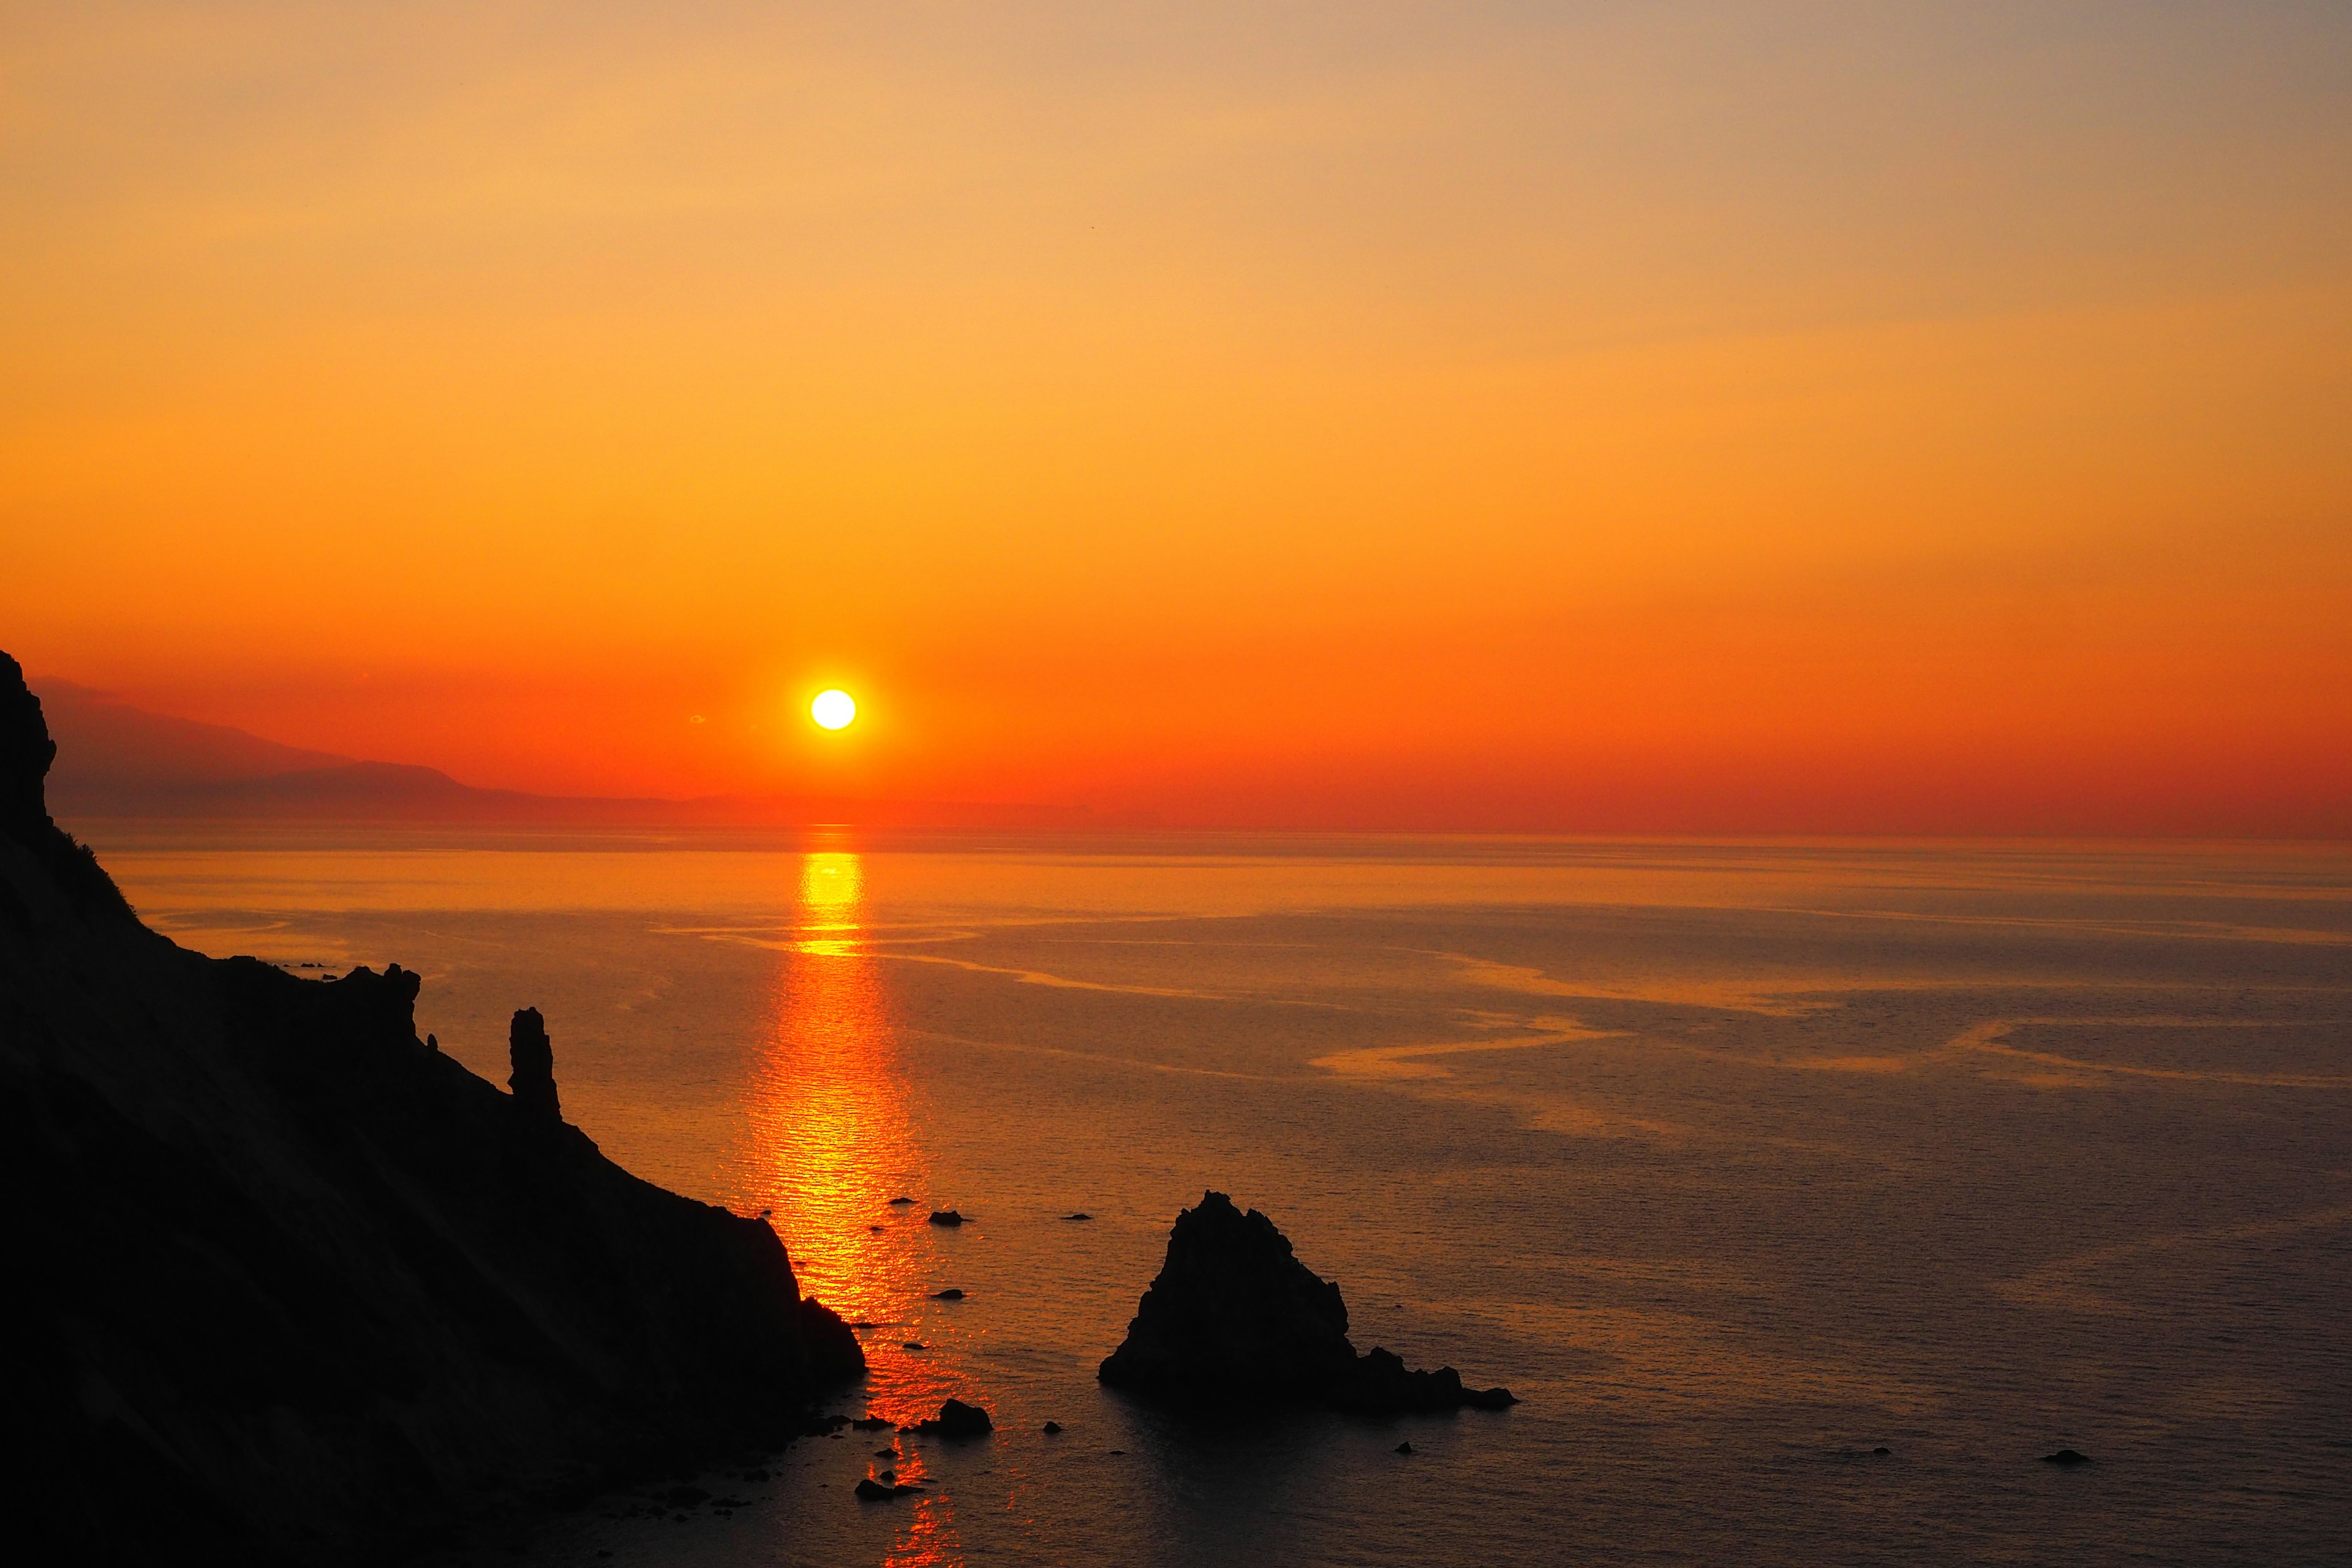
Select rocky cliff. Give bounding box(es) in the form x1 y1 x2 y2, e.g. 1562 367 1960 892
0 652 862 1565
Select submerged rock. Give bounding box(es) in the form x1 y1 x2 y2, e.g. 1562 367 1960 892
1097 1191 1515 1415
933 1287 966 1300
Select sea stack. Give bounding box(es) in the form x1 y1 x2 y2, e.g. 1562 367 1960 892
1098 1191 1515 1414
508 1005 561 1120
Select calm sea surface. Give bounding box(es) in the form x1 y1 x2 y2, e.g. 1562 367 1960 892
81 829 2352 1566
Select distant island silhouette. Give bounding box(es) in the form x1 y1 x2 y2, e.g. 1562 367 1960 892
0 652 864 1564
31 677 1096 829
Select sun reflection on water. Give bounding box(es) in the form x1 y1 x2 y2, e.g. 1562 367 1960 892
796 851 863 956
730 843 974 1502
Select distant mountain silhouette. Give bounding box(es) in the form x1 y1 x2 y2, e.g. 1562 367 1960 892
33 679 1090 829
39 679 355 791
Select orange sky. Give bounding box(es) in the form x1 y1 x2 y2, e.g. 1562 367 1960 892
4 2 2349 832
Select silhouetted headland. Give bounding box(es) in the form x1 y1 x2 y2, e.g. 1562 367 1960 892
0 651 862 1566
1099 1191 1516 1414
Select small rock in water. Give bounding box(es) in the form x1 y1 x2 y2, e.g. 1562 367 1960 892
854 1478 913 1501
874 1447 897 1458
1065 1213 1093 1221
851 1416 893 1430
888 1196 916 1206
850 1321 879 1331
902 1341 928 1351
929 1210 965 1227
1395 1441 1414 1456
933 1287 966 1300
869 1224 884 1232
1873 1447 1891 1457
914 1398 995 1438
1042 1420 1063 1434
2041 1449 2092 1466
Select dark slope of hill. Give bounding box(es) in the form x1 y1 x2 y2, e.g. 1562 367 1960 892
0 652 863 1565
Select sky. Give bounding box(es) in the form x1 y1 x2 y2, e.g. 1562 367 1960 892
4 1 2349 832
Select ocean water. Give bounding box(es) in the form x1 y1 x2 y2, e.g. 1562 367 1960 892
85 829 2352 1566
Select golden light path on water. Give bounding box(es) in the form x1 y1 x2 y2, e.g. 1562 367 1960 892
731 843 964 1566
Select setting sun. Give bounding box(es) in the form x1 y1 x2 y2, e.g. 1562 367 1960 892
811 690 857 731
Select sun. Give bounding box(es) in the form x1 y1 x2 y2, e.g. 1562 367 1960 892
810 689 857 730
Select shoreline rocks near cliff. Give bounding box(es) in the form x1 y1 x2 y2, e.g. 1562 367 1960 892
1098 1190 1516 1415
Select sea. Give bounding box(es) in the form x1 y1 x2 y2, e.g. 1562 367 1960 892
80 827 2352 1566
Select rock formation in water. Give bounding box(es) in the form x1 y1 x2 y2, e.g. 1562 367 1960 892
910 1398 995 1438
507 1005 561 1120
0 650 863 1566
1098 1190 1516 1414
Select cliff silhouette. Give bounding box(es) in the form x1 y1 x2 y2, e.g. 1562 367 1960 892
0 652 862 1564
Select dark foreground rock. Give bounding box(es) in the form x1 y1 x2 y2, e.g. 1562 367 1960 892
0 652 863 1566
1098 1191 1515 1414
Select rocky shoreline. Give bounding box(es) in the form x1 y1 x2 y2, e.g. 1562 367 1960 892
2 649 1521 1563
